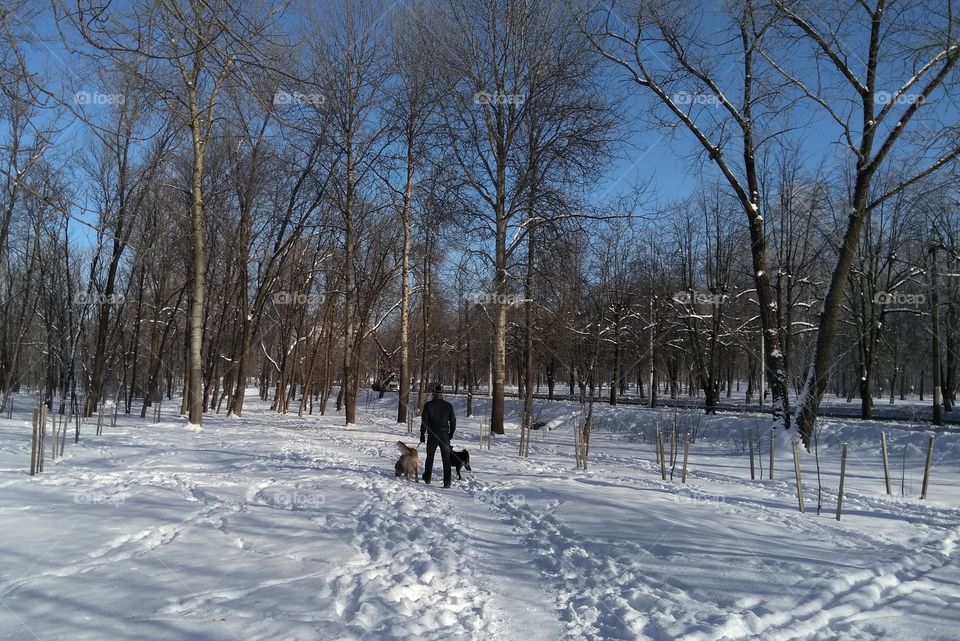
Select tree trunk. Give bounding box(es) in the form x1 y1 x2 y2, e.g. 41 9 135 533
187 117 206 427
397 154 413 425
342 145 358 425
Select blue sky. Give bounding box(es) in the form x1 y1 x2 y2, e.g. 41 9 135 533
11 1 957 255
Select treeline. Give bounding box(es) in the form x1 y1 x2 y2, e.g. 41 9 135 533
1 0 959 452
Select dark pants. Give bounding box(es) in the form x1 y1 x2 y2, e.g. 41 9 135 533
423 438 451 487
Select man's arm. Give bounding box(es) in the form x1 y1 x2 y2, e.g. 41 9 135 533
420 404 427 443
448 403 456 440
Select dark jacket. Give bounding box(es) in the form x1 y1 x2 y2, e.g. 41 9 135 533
421 397 456 443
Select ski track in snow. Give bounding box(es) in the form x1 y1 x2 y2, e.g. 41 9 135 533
1 396 959 640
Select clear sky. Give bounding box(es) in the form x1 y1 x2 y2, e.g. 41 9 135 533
10 1 956 255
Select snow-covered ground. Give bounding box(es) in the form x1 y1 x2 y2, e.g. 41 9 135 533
1 391 958 641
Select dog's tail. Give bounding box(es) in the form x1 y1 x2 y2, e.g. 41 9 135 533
396 441 413 455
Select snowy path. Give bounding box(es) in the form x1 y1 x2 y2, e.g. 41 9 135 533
1 393 959 640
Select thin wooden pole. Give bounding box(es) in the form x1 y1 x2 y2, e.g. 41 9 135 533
792 440 805 513
669 425 676 468
748 428 755 480
880 431 891 495
37 406 46 473
769 430 775 480
49 410 57 462
921 435 935 500
30 407 39 476
42 406 48 469
836 443 848 521
656 427 666 481
69 399 77 444
681 431 690 483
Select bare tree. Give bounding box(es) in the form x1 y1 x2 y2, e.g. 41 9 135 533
766 0 960 446
430 0 616 436
69 0 286 426
586 0 795 434
386 3 440 425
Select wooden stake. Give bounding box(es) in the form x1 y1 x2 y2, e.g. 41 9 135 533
49 410 57 462
50 413 57 461
669 425 676 467
921 435 935 500
836 443 848 521
37 406 46 473
30 407 39 476
792 440 805 513
656 427 666 480
769 430 775 480
880 431 891 495
748 428 755 480
68 400 77 444
681 431 690 483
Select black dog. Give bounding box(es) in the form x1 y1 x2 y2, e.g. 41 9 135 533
450 449 471 480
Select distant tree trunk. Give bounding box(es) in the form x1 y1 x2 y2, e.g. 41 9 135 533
520 209 536 456
85 230 126 417
0 236 40 409
342 142 358 425
547 357 556 400
609 333 621 406
397 157 413 425
417 243 431 411
465 314 474 417
125 269 145 413
931 246 943 426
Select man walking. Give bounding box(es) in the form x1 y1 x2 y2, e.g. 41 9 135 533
420 383 456 487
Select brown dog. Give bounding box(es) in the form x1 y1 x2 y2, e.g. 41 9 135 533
395 441 419 482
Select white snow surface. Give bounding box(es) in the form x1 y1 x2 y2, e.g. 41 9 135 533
2 391 959 641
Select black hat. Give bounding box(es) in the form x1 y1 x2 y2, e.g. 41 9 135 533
433 383 443 393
